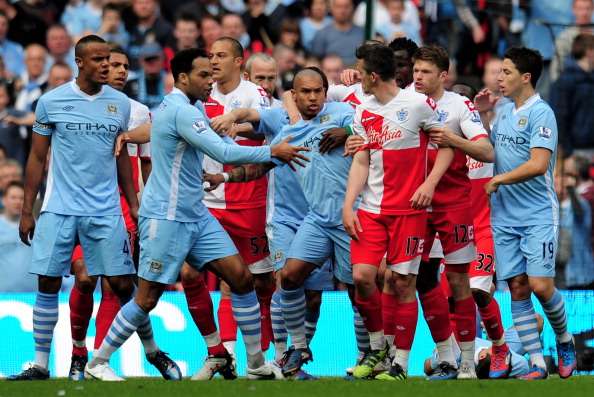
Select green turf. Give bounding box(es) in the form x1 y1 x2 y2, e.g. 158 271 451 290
1 377 593 397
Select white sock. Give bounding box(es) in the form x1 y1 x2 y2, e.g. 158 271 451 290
223 341 236 358
437 339 456 367
369 331 385 351
459 340 475 363
393 349 410 373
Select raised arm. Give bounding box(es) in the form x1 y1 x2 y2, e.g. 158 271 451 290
204 163 276 191
210 108 262 134
115 122 151 156
430 129 494 163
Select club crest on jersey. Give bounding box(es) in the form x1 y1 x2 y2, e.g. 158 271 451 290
274 250 283 263
192 119 208 133
517 116 528 128
320 114 330 123
397 109 409 122
107 104 118 114
436 109 448 123
230 98 242 109
538 126 552 139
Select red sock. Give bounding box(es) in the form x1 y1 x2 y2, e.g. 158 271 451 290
257 285 274 351
93 289 120 350
478 298 504 342
355 289 383 332
394 299 418 350
205 271 219 291
381 293 397 343
452 296 477 342
69 285 94 357
182 275 226 355
218 297 237 342
419 286 452 343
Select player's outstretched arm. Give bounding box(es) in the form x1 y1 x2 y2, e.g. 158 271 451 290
204 163 276 191
430 128 494 163
117 148 140 220
343 150 370 241
115 122 151 156
411 146 454 209
19 133 50 246
210 108 261 134
484 147 551 194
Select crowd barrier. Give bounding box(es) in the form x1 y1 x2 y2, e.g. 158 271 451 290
0 291 593 378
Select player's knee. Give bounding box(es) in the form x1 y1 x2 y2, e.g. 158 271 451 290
75 275 97 294
507 276 531 300
445 272 470 297
352 270 375 295
528 278 554 301
280 267 304 290
471 288 491 308
416 273 438 295
227 268 254 294
108 277 135 301
38 276 62 294
136 295 158 312
180 265 200 285
254 272 275 292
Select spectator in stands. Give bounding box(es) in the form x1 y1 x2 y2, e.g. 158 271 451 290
0 54 18 103
311 0 364 66
0 181 38 292
557 156 594 290
0 82 27 166
273 43 299 92
222 13 251 50
200 14 223 52
0 158 22 202
0 0 51 47
15 44 47 122
61 0 104 41
164 13 200 69
444 58 458 90
45 24 77 74
96 2 130 48
300 0 332 53
354 0 421 33
321 53 344 85
551 33 594 159
279 18 305 64
126 0 172 71
0 143 6 164
574 155 594 256
0 10 24 77
482 56 503 95
125 42 166 111
551 0 594 83
242 0 279 52
376 0 421 45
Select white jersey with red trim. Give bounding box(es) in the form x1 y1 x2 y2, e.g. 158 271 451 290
126 98 151 193
327 83 371 108
427 91 488 211
202 79 270 209
354 89 441 216
467 157 493 233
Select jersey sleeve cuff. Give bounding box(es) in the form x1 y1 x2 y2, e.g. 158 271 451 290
470 134 489 141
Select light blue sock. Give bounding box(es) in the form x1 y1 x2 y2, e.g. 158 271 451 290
511 299 545 369
117 287 158 355
353 306 370 355
231 291 262 358
280 287 307 349
93 300 148 364
33 292 59 369
271 291 287 361
540 289 572 343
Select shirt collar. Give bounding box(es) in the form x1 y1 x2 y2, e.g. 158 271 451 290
70 80 105 101
170 87 190 104
513 93 540 114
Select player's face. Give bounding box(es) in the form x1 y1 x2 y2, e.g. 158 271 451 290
209 41 242 82
478 348 490 361
248 59 277 98
357 59 374 95
187 57 214 102
1 186 24 218
77 43 111 85
497 58 525 98
292 75 325 119
108 52 129 91
413 60 445 96
393 49 413 88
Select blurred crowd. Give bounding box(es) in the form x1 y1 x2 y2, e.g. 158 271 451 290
1 0 594 292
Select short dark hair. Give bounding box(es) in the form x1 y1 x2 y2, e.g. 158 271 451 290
49 60 71 71
504 46 543 87
294 66 329 93
451 83 478 100
4 180 24 193
109 43 128 57
571 33 594 60
413 45 450 72
388 37 418 59
175 11 199 27
75 35 107 58
355 43 396 81
214 36 244 58
102 2 122 16
476 353 491 379
573 155 592 181
171 47 209 82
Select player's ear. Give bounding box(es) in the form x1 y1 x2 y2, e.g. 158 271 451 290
522 72 532 85
179 72 189 87
75 56 83 70
243 70 249 81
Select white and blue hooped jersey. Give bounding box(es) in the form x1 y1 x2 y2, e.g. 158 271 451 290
257 108 308 226
490 94 559 227
269 102 355 227
139 88 272 222
33 81 131 216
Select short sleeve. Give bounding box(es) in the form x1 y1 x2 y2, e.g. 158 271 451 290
32 97 54 136
351 105 367 139
419 96 442 131
337 104 355 127
257 108 288 142
529 105 558 152
139 143 151 158
327 85 351 102
458 98 488 141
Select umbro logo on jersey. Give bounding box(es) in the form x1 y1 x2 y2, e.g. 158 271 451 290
62 105 74 111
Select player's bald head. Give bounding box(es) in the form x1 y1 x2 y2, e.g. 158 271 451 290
293 67 328 92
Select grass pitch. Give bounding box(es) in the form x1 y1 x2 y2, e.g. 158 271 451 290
1 377 592 397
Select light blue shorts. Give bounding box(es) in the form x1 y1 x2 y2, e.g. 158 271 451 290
492 224 558 281
138 215 238 285
30 212 134 277
267 220 334 291
287 215 353 285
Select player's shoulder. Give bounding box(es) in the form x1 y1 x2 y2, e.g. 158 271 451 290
324 101 354 114
102 85 130 103
239 79 267 96
399 89 436 111
128 97 150 116
529 97 555 118
38 81 74 103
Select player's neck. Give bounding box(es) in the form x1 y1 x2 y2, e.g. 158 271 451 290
373 80 399 105
216 73 241 95
428 85 445 101
173 84 196 103
512 86 536 109
75 77 103 96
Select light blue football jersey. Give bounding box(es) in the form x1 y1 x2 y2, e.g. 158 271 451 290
257 108 309 226
490 94 559 226
33 81 131 216
268 102 355 227
140 88 272 222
